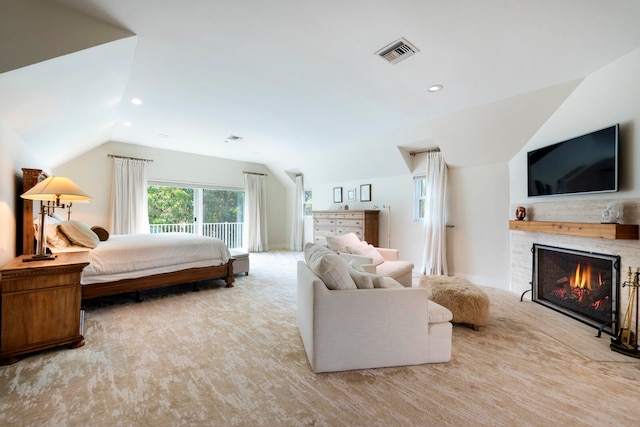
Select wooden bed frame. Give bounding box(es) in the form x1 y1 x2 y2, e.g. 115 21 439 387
21 168 235 300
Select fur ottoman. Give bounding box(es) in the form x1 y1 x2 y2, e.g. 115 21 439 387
418 275 489 330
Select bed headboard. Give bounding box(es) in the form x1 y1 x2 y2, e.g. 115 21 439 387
21 168 42 255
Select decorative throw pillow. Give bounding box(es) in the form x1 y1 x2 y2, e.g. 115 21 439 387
349 261 383 289
348 267 375 289
304 243 357 290
91 226 110 241
325 232 362 253
34 214 70 250
58 220 100 248
377 276 404 289
347 244 385 266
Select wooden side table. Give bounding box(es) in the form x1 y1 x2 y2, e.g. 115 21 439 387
0 251 89 365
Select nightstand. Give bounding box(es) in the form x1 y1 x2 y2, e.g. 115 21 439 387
0 251 89 365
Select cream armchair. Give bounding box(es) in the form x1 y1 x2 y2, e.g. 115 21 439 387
325 232 414 286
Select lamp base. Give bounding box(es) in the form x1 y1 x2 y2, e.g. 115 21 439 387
22 254 57 262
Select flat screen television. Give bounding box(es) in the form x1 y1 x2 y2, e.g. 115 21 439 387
527 124 619 197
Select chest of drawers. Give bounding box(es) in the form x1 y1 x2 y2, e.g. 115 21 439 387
312 210 379 247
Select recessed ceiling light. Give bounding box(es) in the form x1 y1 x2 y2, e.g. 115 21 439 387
131 98 142 105
427 84 443 93
123 121 132 126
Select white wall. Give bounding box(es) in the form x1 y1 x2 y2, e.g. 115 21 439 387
299 152 511 289
510 47 640 203
0 116 49 266
508 47 640 292
53 141 289 249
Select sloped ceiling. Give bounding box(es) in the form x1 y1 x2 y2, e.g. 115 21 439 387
2 0 640 173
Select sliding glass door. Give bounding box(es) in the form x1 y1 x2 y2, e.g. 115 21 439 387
148 184 244 249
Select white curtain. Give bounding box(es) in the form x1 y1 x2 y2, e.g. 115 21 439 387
109 157 150 235
244 173 268 252
290 175 304 251
421 151 448 276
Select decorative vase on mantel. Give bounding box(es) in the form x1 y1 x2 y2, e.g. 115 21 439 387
515 206 526 220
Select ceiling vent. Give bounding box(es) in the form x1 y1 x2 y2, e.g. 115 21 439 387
375 37 420 65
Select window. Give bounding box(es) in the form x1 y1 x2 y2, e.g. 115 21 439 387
414 175 427 220
147 183 244 248
304 189 313 216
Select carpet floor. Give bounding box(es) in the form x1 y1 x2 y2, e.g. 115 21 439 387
1 251 639 426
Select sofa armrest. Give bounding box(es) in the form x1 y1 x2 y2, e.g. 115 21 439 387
375 247 400 261
311 283 432 372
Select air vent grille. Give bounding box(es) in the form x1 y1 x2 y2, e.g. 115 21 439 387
375 37 420 65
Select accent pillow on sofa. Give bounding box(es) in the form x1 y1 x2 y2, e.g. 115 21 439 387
58 220 100 248
377 276 405 289
304 243 357 290
347 243 385 266
325 232 361 252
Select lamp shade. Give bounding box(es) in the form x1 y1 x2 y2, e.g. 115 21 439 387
21 176 91 202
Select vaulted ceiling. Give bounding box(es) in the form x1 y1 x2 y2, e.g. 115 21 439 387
2 0 640 172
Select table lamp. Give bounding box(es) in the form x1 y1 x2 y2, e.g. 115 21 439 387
21 176 91 261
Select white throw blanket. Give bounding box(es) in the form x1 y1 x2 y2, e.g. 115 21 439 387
80 233 231 284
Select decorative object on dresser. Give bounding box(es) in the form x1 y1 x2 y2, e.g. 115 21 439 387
0 252 89 365
20 174 92 261
312 210 379 247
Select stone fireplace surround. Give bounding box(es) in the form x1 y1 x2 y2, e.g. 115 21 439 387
510 198 640 333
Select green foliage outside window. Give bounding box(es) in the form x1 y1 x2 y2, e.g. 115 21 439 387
148 185 244 224
203 188 244 223
148 186 194 224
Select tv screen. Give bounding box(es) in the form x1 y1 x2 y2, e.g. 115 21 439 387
527 124 619 197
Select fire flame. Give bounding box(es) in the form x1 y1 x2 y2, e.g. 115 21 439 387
570 263 602 291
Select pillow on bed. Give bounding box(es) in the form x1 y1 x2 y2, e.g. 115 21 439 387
91 226 110 241
34 214 71 249
58 220 100 248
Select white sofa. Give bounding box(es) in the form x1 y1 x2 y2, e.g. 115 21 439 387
297 255 453 373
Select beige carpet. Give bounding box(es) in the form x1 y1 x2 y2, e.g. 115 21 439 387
1 251 640 426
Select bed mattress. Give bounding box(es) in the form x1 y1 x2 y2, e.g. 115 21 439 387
77 233 231 285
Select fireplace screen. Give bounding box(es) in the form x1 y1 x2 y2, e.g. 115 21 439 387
532 244 620 335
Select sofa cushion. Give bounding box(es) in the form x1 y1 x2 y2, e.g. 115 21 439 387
348 243 385 266
325 232 362 252
304 243 357 290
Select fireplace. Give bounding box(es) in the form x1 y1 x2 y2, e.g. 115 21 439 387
532 244 620 336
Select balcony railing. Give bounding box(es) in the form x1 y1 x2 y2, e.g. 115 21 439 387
149 222 243 249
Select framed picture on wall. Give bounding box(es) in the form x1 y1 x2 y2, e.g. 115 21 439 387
360 184 371 202
347 188 356 201
333 187 343 203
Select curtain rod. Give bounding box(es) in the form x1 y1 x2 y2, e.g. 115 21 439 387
108 154 154 162
243 171 268 176
409 148 441 156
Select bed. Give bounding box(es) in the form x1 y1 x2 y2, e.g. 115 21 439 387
21 168 235 300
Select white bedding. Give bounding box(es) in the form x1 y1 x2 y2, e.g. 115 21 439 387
55 233 231 285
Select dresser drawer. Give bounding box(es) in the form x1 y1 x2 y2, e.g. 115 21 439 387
336 219 362 228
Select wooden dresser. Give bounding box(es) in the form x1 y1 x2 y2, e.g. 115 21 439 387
0 251 89 365
312 210 379 247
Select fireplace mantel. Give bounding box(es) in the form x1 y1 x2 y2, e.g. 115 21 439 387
509 220 639 240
